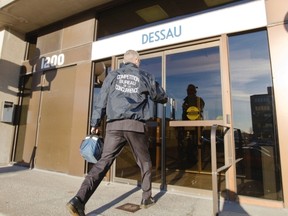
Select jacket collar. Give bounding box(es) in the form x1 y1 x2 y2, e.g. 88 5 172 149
124 62 138 68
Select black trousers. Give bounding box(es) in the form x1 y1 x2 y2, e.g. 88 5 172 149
76 129 152 204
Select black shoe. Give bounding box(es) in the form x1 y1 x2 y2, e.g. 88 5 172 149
66 196 85 216
140 197 156 209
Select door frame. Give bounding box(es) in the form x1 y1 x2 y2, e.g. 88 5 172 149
110 36 237 194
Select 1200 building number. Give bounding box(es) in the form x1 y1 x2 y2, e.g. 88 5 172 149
41 54 65 69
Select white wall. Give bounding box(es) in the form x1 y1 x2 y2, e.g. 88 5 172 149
0 29 26 165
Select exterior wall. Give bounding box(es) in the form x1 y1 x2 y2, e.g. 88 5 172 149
0 29 26 165
18 17 95 175
265 0 288 207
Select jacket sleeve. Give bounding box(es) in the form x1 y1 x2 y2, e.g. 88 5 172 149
90 71 117 127
154 81 168 104
147 73 168 104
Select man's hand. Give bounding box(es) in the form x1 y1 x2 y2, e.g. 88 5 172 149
91 127 100 135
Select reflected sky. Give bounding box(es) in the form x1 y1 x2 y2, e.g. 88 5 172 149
166 48 222 120
140 57 163 118
229 30 273 133
141 47 222 120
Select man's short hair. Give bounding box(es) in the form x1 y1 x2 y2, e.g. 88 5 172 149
124 50 139 63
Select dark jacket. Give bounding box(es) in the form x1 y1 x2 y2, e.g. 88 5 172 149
91 63 168 127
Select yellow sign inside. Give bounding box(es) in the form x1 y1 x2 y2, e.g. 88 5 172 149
186 106 200 120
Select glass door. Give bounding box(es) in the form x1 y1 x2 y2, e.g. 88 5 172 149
165 42 224 190
114 41 228 192
229 31 282 201
113 53 164 185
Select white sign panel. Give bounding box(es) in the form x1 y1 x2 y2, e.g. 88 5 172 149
92 0 267 60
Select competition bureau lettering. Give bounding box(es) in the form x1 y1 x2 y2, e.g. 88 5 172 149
115 74 139 93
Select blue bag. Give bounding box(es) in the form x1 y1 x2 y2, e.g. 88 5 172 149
80 135 104 163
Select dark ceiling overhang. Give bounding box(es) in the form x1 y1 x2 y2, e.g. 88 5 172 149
0 0 129 34
0 0 242 36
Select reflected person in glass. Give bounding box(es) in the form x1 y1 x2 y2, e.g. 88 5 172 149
182 84 205 120
179 84 205 166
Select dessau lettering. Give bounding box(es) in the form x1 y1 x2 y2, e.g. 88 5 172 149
115 74 140 93
142 25 182 44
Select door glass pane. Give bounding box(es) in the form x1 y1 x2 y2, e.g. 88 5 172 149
166 47 222 121
166 46 222 189
229 31 282 200
141 57 163 184
114 56 163 184
91 61 111 172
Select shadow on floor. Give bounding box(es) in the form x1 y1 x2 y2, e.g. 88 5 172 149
0 163 29 174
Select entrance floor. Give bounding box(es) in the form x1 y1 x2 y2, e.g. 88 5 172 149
1 165 287 216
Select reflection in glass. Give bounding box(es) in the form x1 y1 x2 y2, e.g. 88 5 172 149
165 47 222 189
166 47 222 121
141 57 163 119
229 31 282 200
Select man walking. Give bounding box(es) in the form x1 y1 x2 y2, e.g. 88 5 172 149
66 49 168 216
